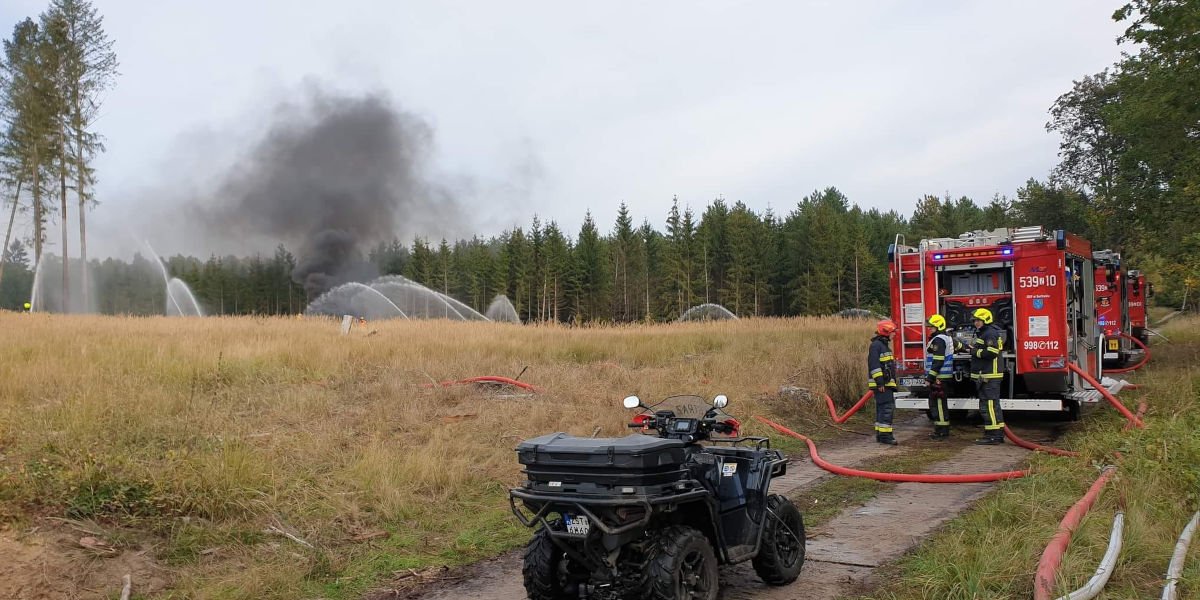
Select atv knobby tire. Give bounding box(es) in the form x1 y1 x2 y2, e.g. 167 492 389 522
522 520 575 600
753 494 806 585
647 525 718 600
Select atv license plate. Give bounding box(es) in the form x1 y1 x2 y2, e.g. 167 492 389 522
564 515 590 535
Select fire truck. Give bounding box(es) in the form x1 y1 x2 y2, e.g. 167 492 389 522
1092 250 1147 368
1126 269 1152 346
887 226 1120 420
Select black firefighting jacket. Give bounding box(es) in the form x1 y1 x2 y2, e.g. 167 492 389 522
867 335 897 390
970 323 1005 380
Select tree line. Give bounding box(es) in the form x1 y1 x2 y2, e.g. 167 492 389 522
0 0 117 309
1 0 1195 319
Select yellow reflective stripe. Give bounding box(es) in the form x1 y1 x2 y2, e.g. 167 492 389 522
870 369 883 377
886 382 897 387
927 370 939 377
988 402 998 428
981 373 1004 379
936 374 954 379
874 425 894 433
879 356 894 362
984 424 1005 430
930 354 946 360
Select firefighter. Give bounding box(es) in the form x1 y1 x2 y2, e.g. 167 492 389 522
925 314 956 440
867 319 899 445
970 308 1006 445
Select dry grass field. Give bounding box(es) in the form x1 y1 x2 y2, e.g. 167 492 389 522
0 313 869 599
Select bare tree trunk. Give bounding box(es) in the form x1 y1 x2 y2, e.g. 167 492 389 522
76 152 89 310
60 128 70 312
32 148 43 264
0 181 24 287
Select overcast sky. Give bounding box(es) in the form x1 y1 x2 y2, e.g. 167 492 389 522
0 1 1129 259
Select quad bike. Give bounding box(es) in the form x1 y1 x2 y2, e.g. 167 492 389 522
510 394 805 600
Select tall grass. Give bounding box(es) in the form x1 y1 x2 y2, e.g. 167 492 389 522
0 312 871 598
865 316 1200 600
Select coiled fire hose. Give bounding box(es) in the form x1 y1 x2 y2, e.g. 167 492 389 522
1104 332 1151 374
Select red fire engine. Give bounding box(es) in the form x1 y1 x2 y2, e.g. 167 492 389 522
1092 250 1147 368
1125 269 1152 345
888 226 1119 419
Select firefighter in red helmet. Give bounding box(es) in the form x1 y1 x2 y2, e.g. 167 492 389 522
867 319 899 445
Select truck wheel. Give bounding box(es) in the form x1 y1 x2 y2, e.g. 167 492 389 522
522 521 577 600
647 526 718 600
753 494 806 585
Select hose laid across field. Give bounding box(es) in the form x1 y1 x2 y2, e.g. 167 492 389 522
1053 511 1124 600
426 376 541 392
1004 428 1081 458
1068 363 1146 428
1161 511 1200 600
754 416 1028 483
1105 332 1151 373
1033 466 1118 600
825 390 874 423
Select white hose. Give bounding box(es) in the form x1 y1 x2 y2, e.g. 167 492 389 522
1054 512 1125 600
1162 511 1200 600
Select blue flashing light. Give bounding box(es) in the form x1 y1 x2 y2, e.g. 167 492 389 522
1001 248 1014 256
933 253 944 260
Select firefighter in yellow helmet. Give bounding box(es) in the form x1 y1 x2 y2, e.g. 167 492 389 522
925 314 956 440
970 308 1006 444
23 302 31 312
867 319 899 445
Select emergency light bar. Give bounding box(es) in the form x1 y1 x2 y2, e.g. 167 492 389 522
931 247 1015 261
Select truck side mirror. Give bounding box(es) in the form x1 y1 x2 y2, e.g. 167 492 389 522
1105 265 1116 283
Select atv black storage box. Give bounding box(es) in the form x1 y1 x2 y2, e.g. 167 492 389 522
517 433 690 495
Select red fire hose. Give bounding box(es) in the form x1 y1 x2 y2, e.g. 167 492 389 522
1104 332 1151 373
1068 363 1145 428
754 416 1028 483
1003 428 1081 458
1033 466 1118 600
826 390 874 424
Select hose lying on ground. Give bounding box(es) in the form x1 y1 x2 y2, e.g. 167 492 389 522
1004 428 1081 458
1033 466 1118 600
424 376 541 392
1068 363 1145 428
1052 511 1124 600
1104 332 1151 374
825 390 873 423
753 416 1028 483
1161 511 1200 600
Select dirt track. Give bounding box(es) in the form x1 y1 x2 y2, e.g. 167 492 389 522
387 415 1040 600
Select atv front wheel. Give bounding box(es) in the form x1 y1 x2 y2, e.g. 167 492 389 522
648 525 718 600
753 494 806 585
522 520 578 600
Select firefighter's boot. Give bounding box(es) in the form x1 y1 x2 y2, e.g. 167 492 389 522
876 432 898 446
974 430 1004 445
929 425 950 440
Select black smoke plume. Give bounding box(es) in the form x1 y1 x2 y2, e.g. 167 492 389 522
207 89 461 297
